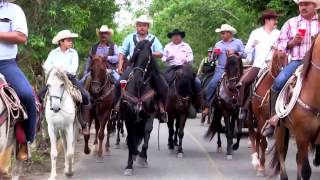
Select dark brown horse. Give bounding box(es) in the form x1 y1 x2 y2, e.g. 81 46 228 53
166 65 195 158
84 56 115 162
248 50 287 176
206 55 243 160
271 35 320 180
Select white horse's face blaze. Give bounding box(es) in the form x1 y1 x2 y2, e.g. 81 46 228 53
47 70 65 112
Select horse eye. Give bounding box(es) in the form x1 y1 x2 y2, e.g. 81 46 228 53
60 84 64 87
47 84 51 88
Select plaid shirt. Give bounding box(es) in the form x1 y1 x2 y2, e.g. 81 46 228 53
276 14 319 61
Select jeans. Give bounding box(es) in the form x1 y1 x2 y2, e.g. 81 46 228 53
272 60 303 92
205 67 224 105
195 77 201 94
0 59 37 143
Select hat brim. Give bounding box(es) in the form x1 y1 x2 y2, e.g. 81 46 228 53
52 33 78 45
8 0 16 2
215 29 237 34
95 28 113 37
167 32 186 38
294 0 320 9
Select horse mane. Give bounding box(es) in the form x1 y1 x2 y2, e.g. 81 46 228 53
301 33 319 78
175 65 195 96
225 55 243 76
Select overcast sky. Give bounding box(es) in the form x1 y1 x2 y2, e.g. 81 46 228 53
115 0 152 30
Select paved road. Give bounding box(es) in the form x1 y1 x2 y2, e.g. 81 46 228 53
50 114 320 180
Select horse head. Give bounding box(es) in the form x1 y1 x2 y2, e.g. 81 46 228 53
89 55 108 97
270 49 288 77
225 55 243 90
46 68 67 112
174 65 194 108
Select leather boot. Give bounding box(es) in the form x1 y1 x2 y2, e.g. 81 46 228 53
81 104 91 136
17 144 28 161
262 89 280 137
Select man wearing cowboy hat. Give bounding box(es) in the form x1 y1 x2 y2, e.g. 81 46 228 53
0 0 37 162
236 10 280 124
82 25 119 83
42 29 91 136
162 29 201 108
203 24 245 115
263 0 320 137
115 15 169 123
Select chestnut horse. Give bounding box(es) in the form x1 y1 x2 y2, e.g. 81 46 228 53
271 35 320 180
248 49 287 176
84 56 114 162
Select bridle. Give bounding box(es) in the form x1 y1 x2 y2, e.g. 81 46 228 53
173 78 191 106
48 85 66 112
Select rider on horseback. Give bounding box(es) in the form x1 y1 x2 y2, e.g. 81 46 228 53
263 0 320 136
197 47 215 81
203 24 245 115
236 10 280 123
41 30 90 135
0 0 37 161
162 29 201 109
115 15 169 123
81 25 120 84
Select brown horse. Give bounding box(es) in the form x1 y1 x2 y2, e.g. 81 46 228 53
84 56 115 162
270 35 320 180
248 49 287 176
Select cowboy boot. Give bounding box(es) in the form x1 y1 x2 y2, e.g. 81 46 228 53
17 144 28 161
262 89 280 137
81 104 91 136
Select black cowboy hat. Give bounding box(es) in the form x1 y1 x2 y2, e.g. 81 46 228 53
167 29 186 38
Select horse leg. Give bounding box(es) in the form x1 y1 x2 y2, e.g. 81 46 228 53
64 124 75 178
167 115 175 150
256 136 267 177
138 118 154 168
174 117 179 149
124 123 134 176
177 114 187 158
217 130 223 153
47 125 58 180
232 114 242 151
296 139 311 180
84 115 93 154
105 116 112 156
224 114 233 160
116 114 121 147
97 115 107 162
314 144 320 166
94 118 99 145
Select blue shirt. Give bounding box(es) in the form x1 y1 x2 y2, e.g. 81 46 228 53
214 38 244 69
119 32 163 58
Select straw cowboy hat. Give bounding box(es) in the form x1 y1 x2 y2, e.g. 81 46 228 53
96 25 113 36
215 24 237 34
8 0 16 2
294 0 320 9
167 29 186 38
135 15 152 25
52 30 78 45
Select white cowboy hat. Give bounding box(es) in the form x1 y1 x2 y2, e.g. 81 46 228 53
215 24 237 34
96 25 113 36
294 0 320 9
134 15 152 25
52 30 78 45
8 0 16 2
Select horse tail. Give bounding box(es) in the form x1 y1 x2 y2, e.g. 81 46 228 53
269 122 290 177
205 106 222 141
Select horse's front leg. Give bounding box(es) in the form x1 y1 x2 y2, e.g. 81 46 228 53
105 112 112 155
64 124 75 178
224 114 233 160
296 138 311 180
177 114 187 158
47 125 58 180
232 114 242 151
313 144 320 166
137 117 154 167
167 115 175 150
97 114 108 162
84 112 93 154
124 123 134 176
174 117 179 148
94 117 100 145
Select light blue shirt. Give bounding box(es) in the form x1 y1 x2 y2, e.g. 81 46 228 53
215 38 244 69
119 32 163 58
43 47 79 75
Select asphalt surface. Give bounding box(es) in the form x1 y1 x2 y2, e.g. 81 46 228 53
43 114 320 180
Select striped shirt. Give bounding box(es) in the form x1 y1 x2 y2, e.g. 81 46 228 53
276 14 319 61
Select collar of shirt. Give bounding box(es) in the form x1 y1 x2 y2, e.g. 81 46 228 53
168 42 186 47
221 38 235 44
134 32 154 41
56 47 73 54
297 14 318 22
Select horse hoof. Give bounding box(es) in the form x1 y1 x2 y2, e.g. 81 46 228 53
174 146 179 151
133 155 137 161
114 144 121 149
232 144 239 151
64 171 74 177
84 147 91 155
256 168 266 177
313 158 320 167
124 169 133 176
96 157 104 163
137 157 148 168
105 150 111 156
226 155 233 160
177 153 184 158
217 147 223 153
48 177 56 180
121 133 126 138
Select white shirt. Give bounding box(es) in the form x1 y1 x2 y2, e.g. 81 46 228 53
245 27 280 68
0 2 28 60
43 47 79 75
162 42 193 66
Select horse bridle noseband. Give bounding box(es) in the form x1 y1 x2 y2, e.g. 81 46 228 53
49 85 66 112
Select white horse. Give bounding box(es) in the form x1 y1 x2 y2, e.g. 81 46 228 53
45 68 79 180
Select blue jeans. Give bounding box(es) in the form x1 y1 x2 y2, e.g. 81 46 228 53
205 67 224 105
0 60 37 143
272 60 303 92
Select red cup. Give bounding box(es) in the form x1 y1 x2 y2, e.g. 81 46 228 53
214 48 221 55
298 28 306 38
120 80 127 89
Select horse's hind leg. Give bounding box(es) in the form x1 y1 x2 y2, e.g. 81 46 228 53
64 125 75 178
138 118 154 168
167 115 175 150
296 138 311 180
47 125 58 180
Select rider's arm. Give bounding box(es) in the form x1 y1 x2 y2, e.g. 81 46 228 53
161 44 169 62
0 32 27 44
277 21 291 51
67 50 79 75
43 50 55 75
108 44 119 64
118 35 131 71
237 40 245 58
152 37 163 58
245 31 255 55
185 44 193 64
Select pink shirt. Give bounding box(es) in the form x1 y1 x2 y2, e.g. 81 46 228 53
162 42 193 66
276 14 319 61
